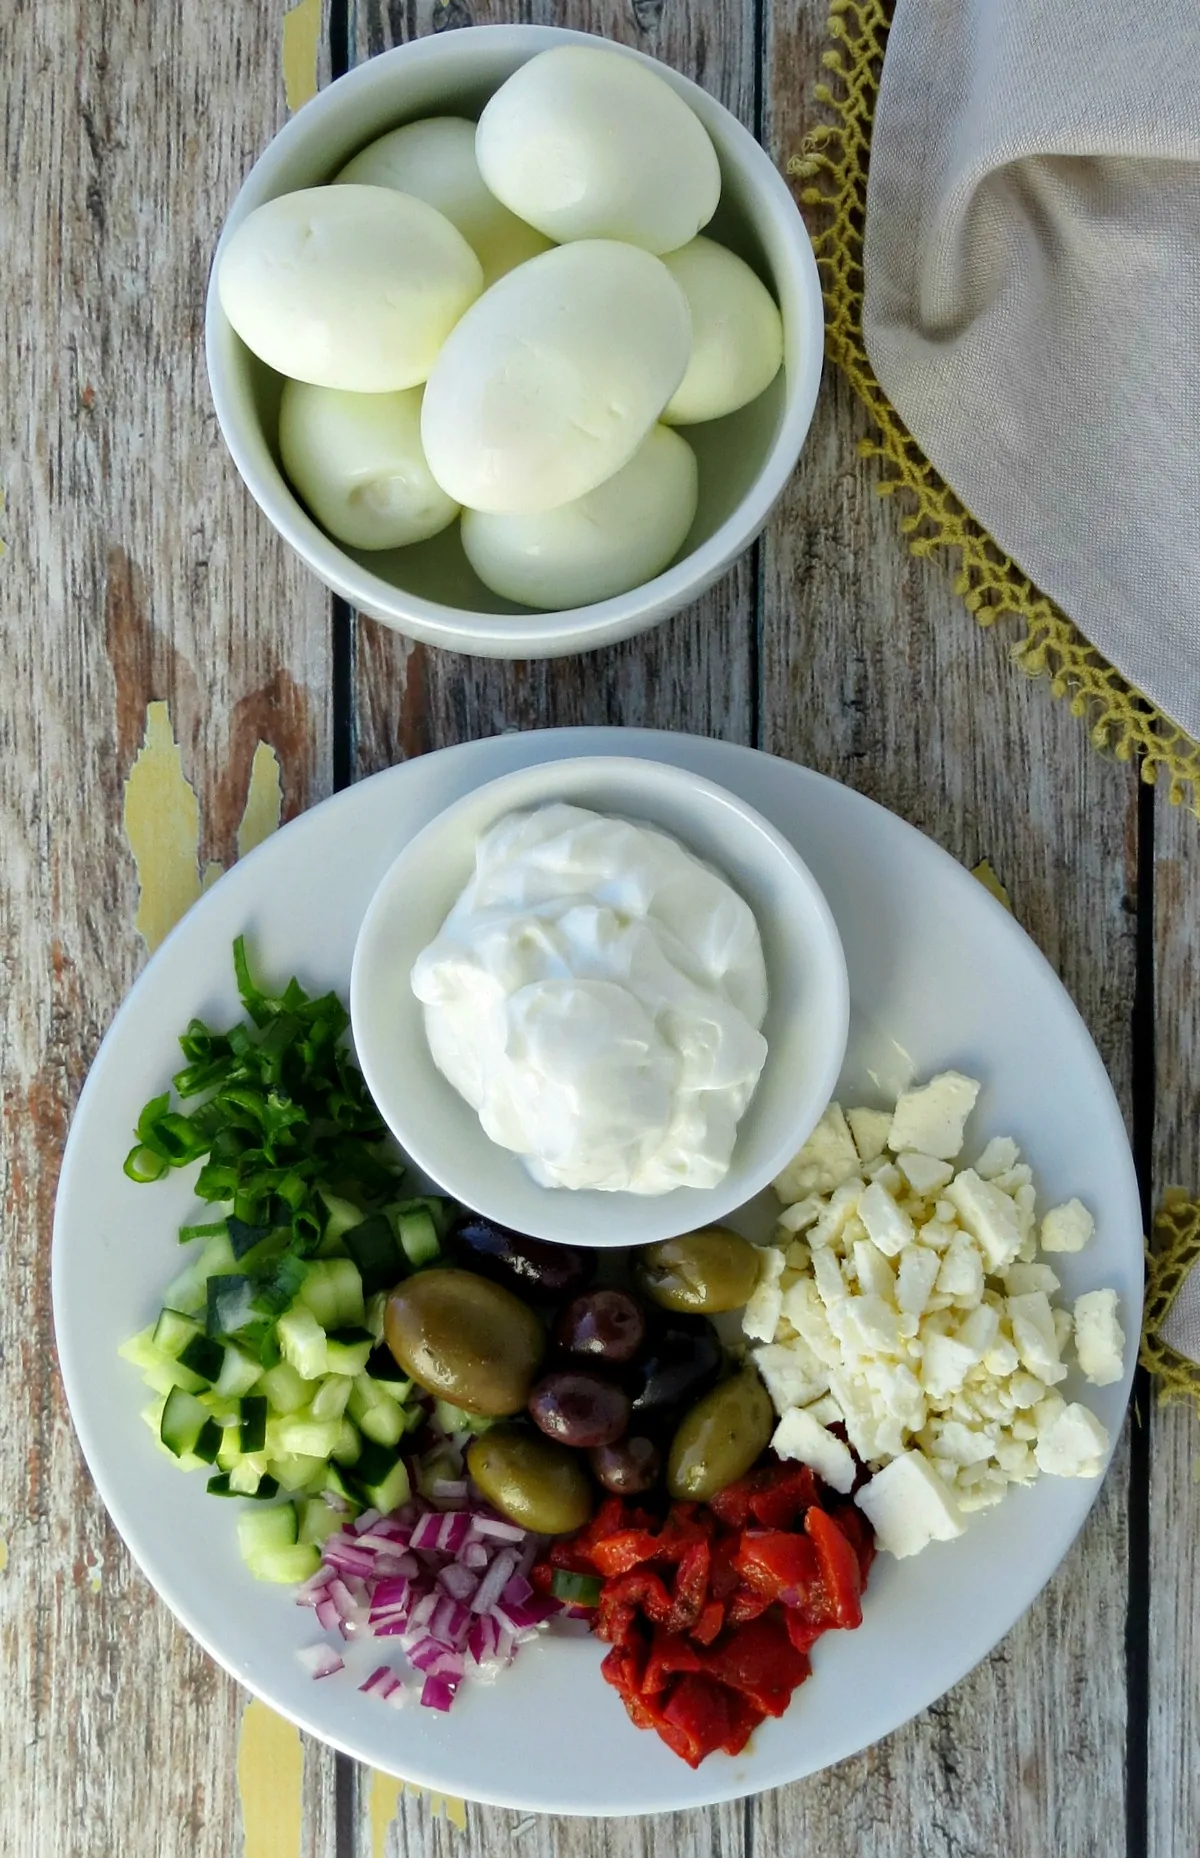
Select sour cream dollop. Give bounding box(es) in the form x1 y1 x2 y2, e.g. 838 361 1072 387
410 805 769 1195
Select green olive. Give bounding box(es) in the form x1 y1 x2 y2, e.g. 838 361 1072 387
634 1226 762 1314
467 1426 594 1535
666 1366 774 1501
384 1267 544 1417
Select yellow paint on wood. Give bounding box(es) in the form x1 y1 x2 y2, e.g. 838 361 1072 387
237 742 284 859
124 701 202 952
282 0 322 113
370 1770 404 1858
238 1699 304 1858
0 1535 8 1574
970 858 1013 914
434 1793 468 1831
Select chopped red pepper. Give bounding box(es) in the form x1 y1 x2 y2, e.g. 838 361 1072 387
531 1455 873 1768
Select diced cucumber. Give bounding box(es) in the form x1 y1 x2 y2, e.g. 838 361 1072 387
353 1368 412 1412
297 1259 364 1330
140 1394 168 1437
238 1395 268 1454
142 1356 208 1398
164 1231 238 1314
237 1501 297 1562
297 1497 344 1547
194 1418 223 1465
309 1375 353 1423
229 1453 270 1496
417 1450 461 1501
207 1471 279 1500
352 1441 411 1514
330 1418 362 1467
214 1345 262 1400
247 1543 323 1584
393 1194 454 1241
324 1331 373 1377
259 1361 315 1415
364 1293 387 1344
322 1462 361 1513
394 1202 440 1269
276 1306 328 1381
342 1214 403 1296
268 1451 328 1494
270 1412 345 1459
319 1191 367 1250
434 1399 496 1439
119 1326 168 1375
364 1342 409 1386
160 1386 212 1458
178 1333 225 1384
357 1400 406 1448
152 1308 202 1357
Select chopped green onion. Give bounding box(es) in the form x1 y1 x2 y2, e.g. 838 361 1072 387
124 1144 168 1183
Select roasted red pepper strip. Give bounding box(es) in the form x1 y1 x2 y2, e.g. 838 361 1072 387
747 1464 820 1530
643 1628 705 1696
665 1537 711 1634
591 1529 664 1576
693 1599 725 1646
805 1506 863 1629
733 1529 821 1602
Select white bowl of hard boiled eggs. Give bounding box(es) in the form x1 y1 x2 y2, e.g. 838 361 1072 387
206 26 824 659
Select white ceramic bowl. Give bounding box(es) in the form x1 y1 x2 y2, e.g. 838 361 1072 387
350 755 849 1247
205 25 825 659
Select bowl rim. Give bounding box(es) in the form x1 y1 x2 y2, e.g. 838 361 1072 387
348 752 851 1247
204 23 826 658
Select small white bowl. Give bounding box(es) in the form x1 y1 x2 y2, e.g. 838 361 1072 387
350 756 849 1248
205 24 825 659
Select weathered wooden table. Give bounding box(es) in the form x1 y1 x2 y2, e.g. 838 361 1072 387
5 2 1197 1854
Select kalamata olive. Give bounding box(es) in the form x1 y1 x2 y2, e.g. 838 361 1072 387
384 1267 544 1416
553 1288 645 1365
528 1369 631 1448
629 1319 723 1418
449 1213 594 1299
635 1226 762 1314
467 1426 594 1535
667 1366 775 1501
589 1435 662 1495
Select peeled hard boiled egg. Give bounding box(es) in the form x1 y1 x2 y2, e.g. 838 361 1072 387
475 46 721 255
335 117 552 287
217 186 483 392
278 380 459 551
420 240 691 515
462 425 698 609
661 237 785 425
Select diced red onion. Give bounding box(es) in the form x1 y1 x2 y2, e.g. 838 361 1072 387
420 1674 459 1713
295 1566 334 1605
468 1514 526 1543
352 1509 382 1535
297 1642 344 1679
314 1596 340 1634
359 1664 397 1696
470 1547 518 1616
437 1561 479 1603
461 1540 490 1571
500 1574 532 1607
431 1478 469 1504
369 1576 412 1613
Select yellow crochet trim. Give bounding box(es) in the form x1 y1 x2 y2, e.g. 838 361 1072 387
1141 1194 1200 1412
791 0 1200 814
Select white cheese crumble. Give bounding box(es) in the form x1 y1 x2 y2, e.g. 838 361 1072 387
749 1073 1123 1556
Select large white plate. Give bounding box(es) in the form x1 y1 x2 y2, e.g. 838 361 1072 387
53 729 1141 1816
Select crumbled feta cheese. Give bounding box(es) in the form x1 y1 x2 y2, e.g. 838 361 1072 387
936 1232 986 1302
931 1419 994 1465
955 1303 1000 1362
992 1164 1034 1194
781 1279 842 1367
1008 1371 1048 1409
1074 1289 1125 1387
845 1294 902 1357
809 1179 865 1249
888 1072 981 1161
1040 1198 1095 1254
804 1394 843 1426
921 1331 978 1400
864 1159 905 1195
811 1246 847 1313
995 1437 1034 1477
896 1152 956 1195
855 1451 966 1558
896 1244 942 1317
983 1335 1021 1377
1008 1291 1068 1386
776 1195 822 1234
772 1406 856 1494
853 1239 896 1303
1003 1261 1061 1296
858 1181 916 1258
741 1246 786 1342
774 1104 860 1201
918 1219 958 1253
847 1106 894 1165
945 1170 1024 1272
1034 1402 1109 1477
752 1340 828 1411
1052 1306 1073 1353
975 1137 1020 1180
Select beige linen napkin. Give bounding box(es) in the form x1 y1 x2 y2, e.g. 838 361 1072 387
862 0 1200 740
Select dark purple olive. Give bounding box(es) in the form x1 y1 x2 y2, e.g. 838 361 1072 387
553 1288 645 1365
528 1369 631 1449
629 1321 723 1419
589 1435 662 1495
449 1213 594 1300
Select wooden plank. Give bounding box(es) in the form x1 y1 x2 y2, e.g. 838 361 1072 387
1148 792 1200 1858
349 0 759 773
752 3 1139 1850
0 2 337 1853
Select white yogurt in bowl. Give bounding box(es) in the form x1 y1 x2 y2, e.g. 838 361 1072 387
350 755 849 1249
411 804 769 1194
